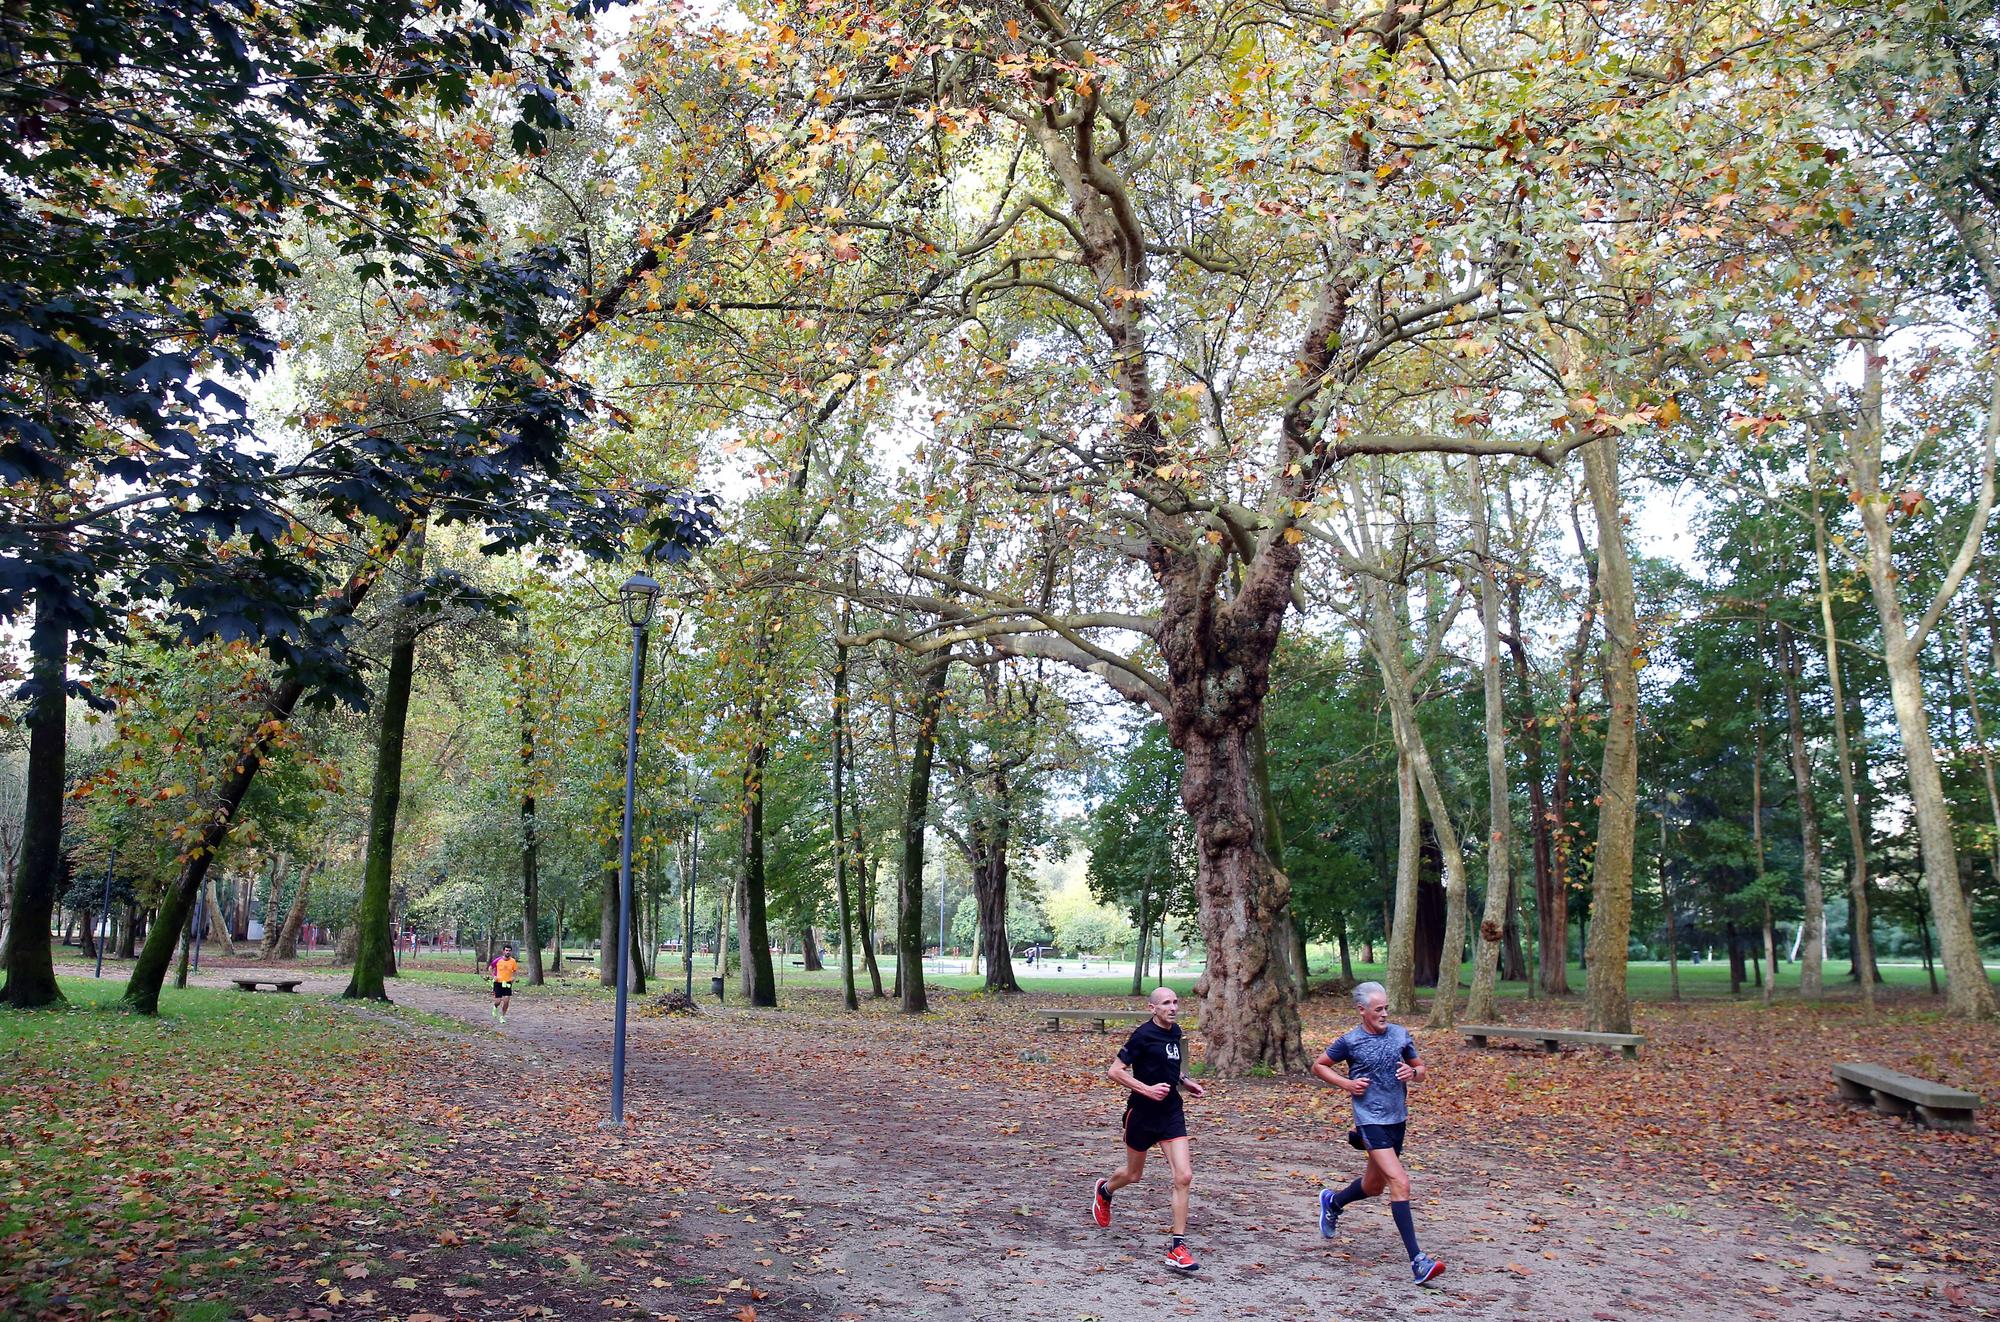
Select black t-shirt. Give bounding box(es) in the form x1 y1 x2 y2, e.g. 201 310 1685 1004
1118 1019 1185 1118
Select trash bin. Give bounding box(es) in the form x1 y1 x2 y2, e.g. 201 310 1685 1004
710 974 725 1001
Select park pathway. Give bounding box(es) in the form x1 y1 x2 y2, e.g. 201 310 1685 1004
363 977 1958 1322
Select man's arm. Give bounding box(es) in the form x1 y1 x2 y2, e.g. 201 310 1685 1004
1108 1057 1171 1103
1394 1040 1427 1084
1312 1049 1370 1095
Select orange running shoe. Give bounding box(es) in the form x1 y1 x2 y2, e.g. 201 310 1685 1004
1091 1180 1112 1229
1163 1240 1199 1274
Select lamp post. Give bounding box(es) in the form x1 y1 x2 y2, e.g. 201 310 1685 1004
606 571 662 1128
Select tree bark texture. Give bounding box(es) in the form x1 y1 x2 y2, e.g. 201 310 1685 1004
736 621 778 1007
0 594 69 1009
518 640 545 987
1385 746 1421 1014
1581 431 1640 1034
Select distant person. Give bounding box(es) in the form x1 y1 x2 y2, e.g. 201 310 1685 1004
1313 981 1443 1286
490 944 519 1023
1090 986 1208 1274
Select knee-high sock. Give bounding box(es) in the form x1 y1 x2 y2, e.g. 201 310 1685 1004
1329 1178 1368 1212
1390 1200 1421 1260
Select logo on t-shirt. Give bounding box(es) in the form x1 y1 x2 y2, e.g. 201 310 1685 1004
1166 1042 1180 1061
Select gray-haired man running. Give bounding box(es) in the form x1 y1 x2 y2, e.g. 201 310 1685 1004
1312 980 1444 1286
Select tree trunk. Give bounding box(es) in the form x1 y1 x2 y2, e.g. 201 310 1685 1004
0 592 69 1009
1810 481 1876 1008
1777 624 1826 1001
1581 430 1640 1034
1544 522 1598 997
856 844 885 998
1956 620 2000 918
518 638 545 987
274 864 315 960
967 809 1022 994
600 855 619 989
1385 747 1422 1014
802 924 823 971
550 893 564 973
1466 457 1514 1025
1846 354 1999 1020
343 530 424 1003
831 610 860 1011
257 857 286 959
737 741 779 1007
1662 811 1680 1000
1752 676 1772 1005
204 875 238 958
897 654 950 1015
1173 717 1308 1072
1131 872 1153 997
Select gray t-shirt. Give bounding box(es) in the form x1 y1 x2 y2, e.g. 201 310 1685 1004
1325 1023 1419 1127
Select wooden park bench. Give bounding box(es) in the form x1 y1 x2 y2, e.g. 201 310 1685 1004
1458 1023 1645 1061
1041 1008 1192 1033
230 977 302 994
1833 1062 1982 1133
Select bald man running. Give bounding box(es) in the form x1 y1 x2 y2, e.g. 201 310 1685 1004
1089 986 1208 1273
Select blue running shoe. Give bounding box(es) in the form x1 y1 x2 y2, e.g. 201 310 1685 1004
1319 1187 1339 1239
1411 1252 1445 1286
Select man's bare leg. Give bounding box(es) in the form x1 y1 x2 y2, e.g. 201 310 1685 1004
1160 1137 1193 1235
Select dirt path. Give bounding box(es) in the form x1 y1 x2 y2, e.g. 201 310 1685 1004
357 978 1976 1322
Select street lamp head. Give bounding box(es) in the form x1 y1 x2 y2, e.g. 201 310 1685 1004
619 572 662 627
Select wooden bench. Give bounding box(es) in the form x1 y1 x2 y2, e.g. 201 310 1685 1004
231 977 302 993
1458 1023 1645 1060
1041 1009 1193 1033
1833 1062 1982 1132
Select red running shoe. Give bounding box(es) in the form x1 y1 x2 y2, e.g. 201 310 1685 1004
1091 1179 1112 1228
1163 1241 1200 1274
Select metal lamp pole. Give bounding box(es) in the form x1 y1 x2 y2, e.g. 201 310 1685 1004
606 572 661 1128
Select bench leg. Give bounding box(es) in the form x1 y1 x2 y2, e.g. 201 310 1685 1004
1042 1020 1060 1033
1468 1035 1488 1049
1915 1105 1978 1133
277 986 297 993
1620 1045 1639 1062
1541 1039 1560 1053
1835 1077 1874 1105
1093 1019 1108 1032
1872 1090 1916 1120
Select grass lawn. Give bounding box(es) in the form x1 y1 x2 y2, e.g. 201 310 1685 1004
0 979 431 1320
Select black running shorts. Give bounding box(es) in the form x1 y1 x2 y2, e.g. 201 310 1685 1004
1123 1105 1189 1151
493 980 513 997
1357 1121 1406 1154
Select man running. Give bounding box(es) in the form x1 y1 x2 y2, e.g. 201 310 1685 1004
490 944 518 1023
1089 986 1208 1274
1313 980 1444 1286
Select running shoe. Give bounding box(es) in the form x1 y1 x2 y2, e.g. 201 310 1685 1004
1163 1241 1200 1274
1091 1179 1112 1229
1411 1252 1445 1286
1319 1187 1340 1239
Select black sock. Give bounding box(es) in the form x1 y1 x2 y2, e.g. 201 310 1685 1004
1169 1234 1185 1248
1330 1178 1367 1212
1391 1200 1421 1260
1097 1179 1112 1199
